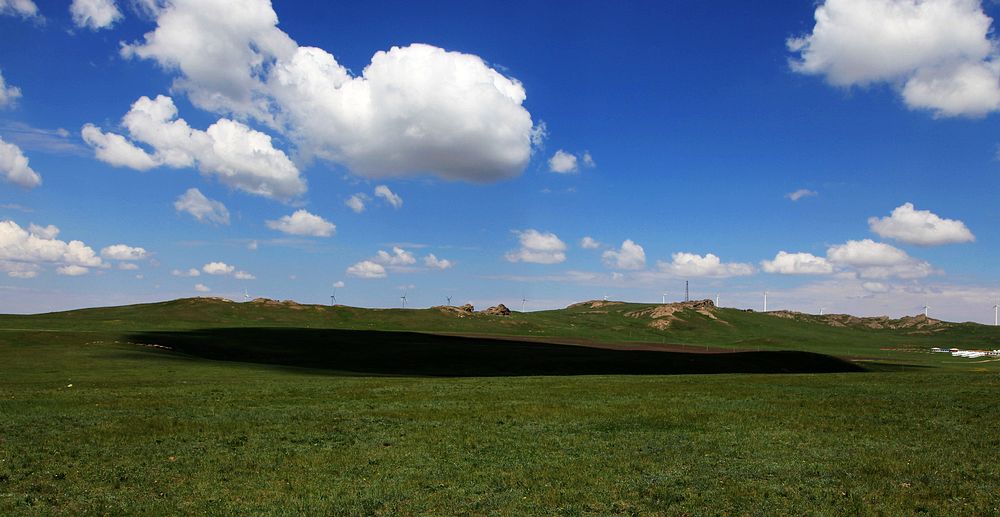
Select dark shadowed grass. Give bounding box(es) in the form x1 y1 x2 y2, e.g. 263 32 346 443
126 327 863 376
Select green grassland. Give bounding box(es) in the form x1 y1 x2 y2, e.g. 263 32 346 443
2 298 999 514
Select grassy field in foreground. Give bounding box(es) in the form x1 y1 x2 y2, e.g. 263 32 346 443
2 336 999 514
1 299 1000 514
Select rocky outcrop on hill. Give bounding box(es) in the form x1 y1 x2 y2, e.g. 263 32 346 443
482 304 511 316
250 298 309 310
567 300 626 309
434 304 476 317
625 299 724 330
766 310 949 331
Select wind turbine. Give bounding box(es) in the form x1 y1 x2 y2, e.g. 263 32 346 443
662 292 667 304
923 305 929 318
994 299 998 326
715 293 720 307
446 296 452 306
521 297 527 312
763 291 768 312
243 288 250 302
820 307 825 316
400 290 407 308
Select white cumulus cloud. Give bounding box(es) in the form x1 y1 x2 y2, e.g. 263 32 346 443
234 270 255 280
0 0 38 18
0 137 41 188
0 70 22 108
826 239 934 278
171 268 200 277
345 193 367 213
658 252 754 278
788 0 1000 117
82 95 305 200
100 244 147 260
174 188 230 225
374 185 402 209
424 253 453 270
761 251 834 275
202 261 234 275
194 283 210 292
505 229 567 265
548 149 595 174
121 0 538 182
0 220 103 277
57 265 90 276
374 246 416 267
266 209 335 237
868 202 974 245
70 0 121 30
346 260 386 279
601 239 646 270
548 150 578 173
27 223 58 240
580 236 600 249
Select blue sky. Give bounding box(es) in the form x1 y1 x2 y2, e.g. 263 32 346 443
1 0 999 323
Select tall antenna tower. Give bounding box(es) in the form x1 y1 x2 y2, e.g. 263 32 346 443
685 280 689 302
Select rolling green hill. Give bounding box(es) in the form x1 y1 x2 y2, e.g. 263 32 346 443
2 296 998 369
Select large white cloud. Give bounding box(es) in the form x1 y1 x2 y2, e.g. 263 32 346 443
82 95 306 200
0 70 22 108
0 220 103 278
122 0 538 182
266 209 335 237
0 137 41 188
827 239 934 278
761 251 834 275
70 0 122 30
868 202 975 245
505 229 567 265
346 260 386 279
0 0 38 18
121 0 296 120
657 252 754 278
174 188 230 225
601 239 646 270
788 0 1000 117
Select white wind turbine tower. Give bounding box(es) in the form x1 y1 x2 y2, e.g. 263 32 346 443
662 292 667 304
243 288 250 302
993 299 998 326
819 307 825 316
715 293 720 307
763 291 768 312
400 290 407 308
446 296 452 306
923 305 929 318
521 297 527 312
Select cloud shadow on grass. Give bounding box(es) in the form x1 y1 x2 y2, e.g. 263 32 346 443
128 327 865 377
